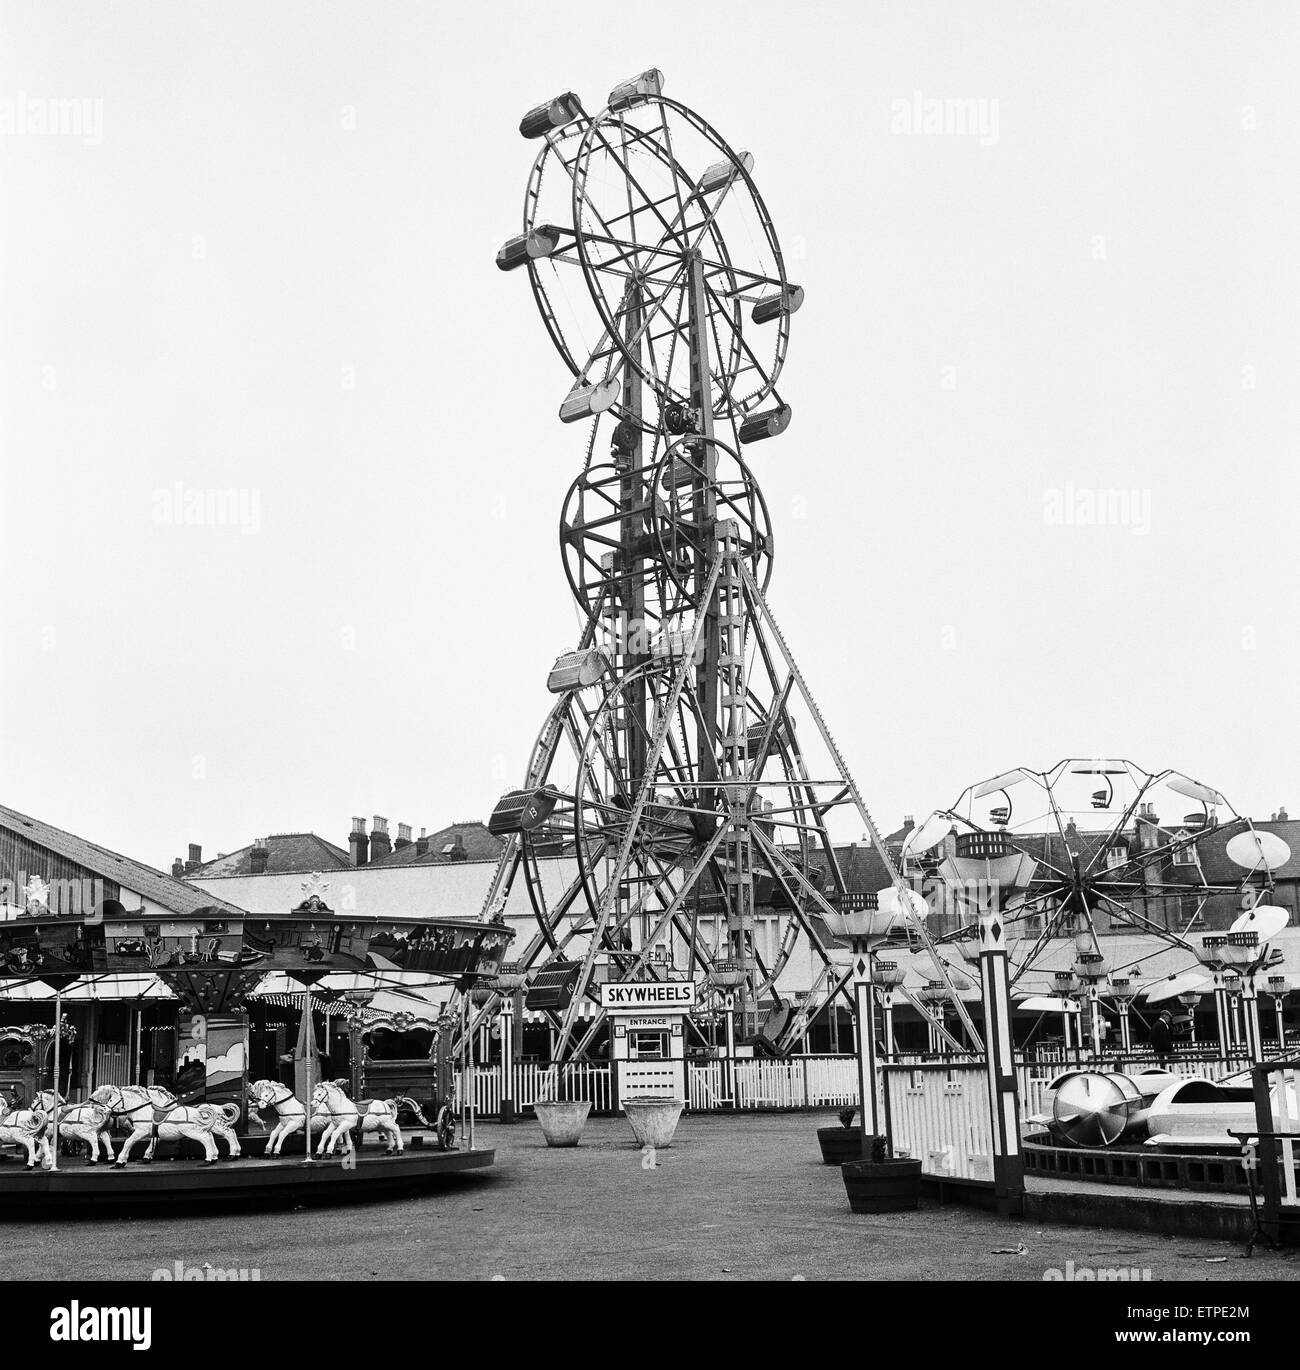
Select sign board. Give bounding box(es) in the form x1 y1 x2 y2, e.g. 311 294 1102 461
600 980 696 1013
622 1015 672 1031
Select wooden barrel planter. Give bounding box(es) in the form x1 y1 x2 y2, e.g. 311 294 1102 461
841 1157 923 1214
816 1129 885 1166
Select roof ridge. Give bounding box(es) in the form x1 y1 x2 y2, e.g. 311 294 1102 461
0 800 245 918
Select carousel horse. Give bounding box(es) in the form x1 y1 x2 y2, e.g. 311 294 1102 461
90 1085 240 1166
0 1090 50 1168
351 1093 427 1154
309 1080 360 1157
247 1079 310 1155
34 1090 115 1165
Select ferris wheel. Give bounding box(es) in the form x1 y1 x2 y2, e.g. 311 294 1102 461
903 759 1288 1037
481 69 917 1059
499 71 795 440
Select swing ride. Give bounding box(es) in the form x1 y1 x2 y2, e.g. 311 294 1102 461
902 758 1291 1063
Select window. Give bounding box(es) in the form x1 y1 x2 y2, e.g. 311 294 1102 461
1173 841 1200 868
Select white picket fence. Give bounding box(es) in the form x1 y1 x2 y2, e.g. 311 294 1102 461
468 1052 1257 1125
686 1056 859 1111
472 1062 613 1115
884 1065 995 1182
471 1056 859 1115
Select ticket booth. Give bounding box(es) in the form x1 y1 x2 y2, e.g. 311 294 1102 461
601 980 695 1109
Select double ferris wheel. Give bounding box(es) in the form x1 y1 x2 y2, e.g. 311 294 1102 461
476 68 924 1059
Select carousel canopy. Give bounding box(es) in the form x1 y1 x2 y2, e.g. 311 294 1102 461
0 974 175 1001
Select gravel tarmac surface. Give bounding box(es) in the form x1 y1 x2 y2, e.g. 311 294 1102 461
1 1113 1295 1281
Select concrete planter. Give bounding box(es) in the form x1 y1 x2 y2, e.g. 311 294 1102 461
841 1157 922 1214
623 1098 685 1149
533 1099 591 1148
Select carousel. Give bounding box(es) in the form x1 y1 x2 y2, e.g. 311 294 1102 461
0 874 513 1210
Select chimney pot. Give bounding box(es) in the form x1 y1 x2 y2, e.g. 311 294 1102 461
250 837 270 875
415 829 430 857
369 816 392 861
349 816 369 868
171 858 184 877
395 822 413 850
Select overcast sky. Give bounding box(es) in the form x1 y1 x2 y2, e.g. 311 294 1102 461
2 0 1297 871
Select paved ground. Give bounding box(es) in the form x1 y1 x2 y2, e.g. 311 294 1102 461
2 1112 1297 1281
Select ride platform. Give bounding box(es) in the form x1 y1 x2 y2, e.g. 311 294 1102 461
0 1144 495 1213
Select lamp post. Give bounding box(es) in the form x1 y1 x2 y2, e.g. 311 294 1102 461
820 893 897 1151
1177 990 1202 1045
1073 952 1111 1058
873 959 906 1062
489 964 527 1122
1053 970 1081 1060
1196 936 1236 1057
1108 976 1138 1055
1268 976 1289 1052
708 961 747 1108
1199 925 1279 1064
918 982 949 1055
1221 931 1266 1063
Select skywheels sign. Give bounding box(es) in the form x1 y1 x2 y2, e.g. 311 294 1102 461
599 981 697 1013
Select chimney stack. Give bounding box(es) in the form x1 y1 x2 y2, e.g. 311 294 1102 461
250 837 270 875
395 822 413 853
349 816 369 867
171 857 185 877
415 827 429 857
370 815 392 861
447 832 467 862
184 843 202 875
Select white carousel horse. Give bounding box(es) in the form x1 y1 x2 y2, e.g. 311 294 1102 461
309 1081 360 1157
352 1094 428 1154
34 1090 116 1164
247 1079 308 1155
0 1090 50 1168
90 1085 240 1166
250 1080 426 1155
